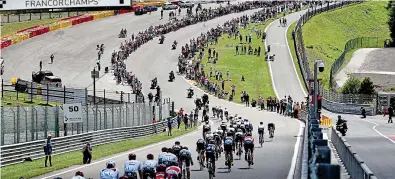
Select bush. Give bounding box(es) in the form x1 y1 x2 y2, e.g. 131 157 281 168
341 76 360 94
359 77 375 94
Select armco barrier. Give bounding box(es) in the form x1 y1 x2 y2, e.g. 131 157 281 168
330 127 376 179
0 117 177 167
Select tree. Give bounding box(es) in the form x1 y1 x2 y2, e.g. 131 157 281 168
341 76 360 94
388 6 395 43
359 77 375 94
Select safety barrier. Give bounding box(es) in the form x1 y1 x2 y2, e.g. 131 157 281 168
320 115 333 127
90 11 115 20
1 39 12 49
331 126 377 179
49 20 73 31
0 117 177 167
9 33 30 44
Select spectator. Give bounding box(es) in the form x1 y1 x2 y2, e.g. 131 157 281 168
177 114 181 131
167 118 173 136
189 112 194 128
184 114 189 130
44 134 53 167
388 106 393 123
153 118 157 133
82 142 92 164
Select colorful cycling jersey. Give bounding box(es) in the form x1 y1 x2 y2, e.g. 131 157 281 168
100 168 120 179
158 153 178 166
205 144 216 153
124 160 142 174
244 136 255 145
142 160 158 171
179 149 192 158
166 166 181 177
158 152 167 163
172 145 183 156
224 137 233 146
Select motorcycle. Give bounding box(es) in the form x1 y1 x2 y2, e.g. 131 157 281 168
169 74 175 82
336 121 348 136
187 89 194 98
361 108 366 118
150 80 157 89
172 41 178 50
159 36 165 44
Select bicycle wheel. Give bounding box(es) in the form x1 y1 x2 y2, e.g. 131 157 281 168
247 150 251 168
208 161 213 179
200 154 204 171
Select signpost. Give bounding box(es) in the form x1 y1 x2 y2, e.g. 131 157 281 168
0 0 131 11
63 103 83 123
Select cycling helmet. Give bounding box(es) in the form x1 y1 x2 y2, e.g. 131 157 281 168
237 129 242 132
229 124 233 128
175 141 181 145
205 121 209 124
246 132 252 137
167 148 173 153
147 154 154 160
240 125 245 128
217 127 222 130
106 160 116 168
75 171 84 177
227 132 233 136
241 121 244 124
222 121 226 124
209 140 215 144
128 153 136 160
183 146 189 150
161 147 167 152
260 122 263 125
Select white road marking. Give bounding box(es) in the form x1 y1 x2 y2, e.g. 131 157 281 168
264 19 304 179
353 115 395 144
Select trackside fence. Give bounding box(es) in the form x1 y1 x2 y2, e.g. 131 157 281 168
0 117 177 167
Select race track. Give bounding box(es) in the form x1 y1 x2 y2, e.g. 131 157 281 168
4 2 304 179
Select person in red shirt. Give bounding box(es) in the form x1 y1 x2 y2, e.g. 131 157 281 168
243 132 255 165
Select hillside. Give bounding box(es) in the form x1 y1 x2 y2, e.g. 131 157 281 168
302 1 390 88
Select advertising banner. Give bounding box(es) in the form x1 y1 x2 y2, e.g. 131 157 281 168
0 0 131 11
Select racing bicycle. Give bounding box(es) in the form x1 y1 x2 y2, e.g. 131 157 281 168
181 159 187 179
269 127 274 138
198 150 205 171
246 148 252 168
259 131 264 147
236 141 243 160
225 151 232 172
208 158 214 179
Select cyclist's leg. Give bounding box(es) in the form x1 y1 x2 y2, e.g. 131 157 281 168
244 144 248 160
251 144 255 164
186 158 191 179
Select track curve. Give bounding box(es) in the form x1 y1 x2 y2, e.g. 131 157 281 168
3 2 303 179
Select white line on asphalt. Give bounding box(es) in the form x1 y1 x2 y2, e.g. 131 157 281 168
264 18 304 179
354 115 395 144
284 18 307 96
41 123 207 179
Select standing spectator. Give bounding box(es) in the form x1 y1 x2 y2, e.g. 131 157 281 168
189 112 194 128
388 106 393 123
39 61 43 71
50 54 54 64
44 134 53 167
245 93 250 107
82 142 92 164
167 118 173 136
231 84 236 96
153 118 157 133
176 114 181 131
184 114 189 130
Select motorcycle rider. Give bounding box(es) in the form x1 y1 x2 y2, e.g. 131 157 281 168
172 40 178 49
169 71 175 81
160 35 165 44
336 115 348 136
361 107 366 118
187 88 194 98
151 77 157 88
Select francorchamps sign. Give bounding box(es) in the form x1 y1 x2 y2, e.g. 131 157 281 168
0 0 131 11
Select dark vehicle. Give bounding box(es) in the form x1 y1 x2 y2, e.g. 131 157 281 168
144 6 158 12
32 70 54 84
135 8 147 15
187 88 194 98
159 35 165 44
169 71 175 82
172 40 177 50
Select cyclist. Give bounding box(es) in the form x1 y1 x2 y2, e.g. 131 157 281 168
224 108 229 120
215 127 224 138
100 160 121 179
236 119 241 129
142 154 157 179
243 132 255 165
196 138 206 165
244 119 253 132
72 171 85 179
205 131 214 144
257 122 265 143
205 140 217 177
220 122 227 135
268 122 276 138
171 141 183 167
218 107 223 120
228 125 236 139
123 153 142 179
158 147 168 164
203 121 211 139
213 131 222 159
166 165 182 179
223 131 234 166
179 146 194 179
240 124 246 134
235 128 244 154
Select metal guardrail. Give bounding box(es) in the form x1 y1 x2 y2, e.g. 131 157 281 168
0 117 177 167
330 127 377 179
1 100 173 145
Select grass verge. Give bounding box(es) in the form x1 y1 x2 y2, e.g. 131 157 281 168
286 21 308 93
1 92 59 107
1 123 197 178
196 22 276 103
1 18 61 37
302 1 390 89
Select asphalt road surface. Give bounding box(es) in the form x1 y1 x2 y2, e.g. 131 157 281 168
2 2 305 179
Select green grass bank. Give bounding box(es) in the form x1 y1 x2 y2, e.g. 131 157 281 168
302 1 390 88
197 22 276 103
1 123 197 178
